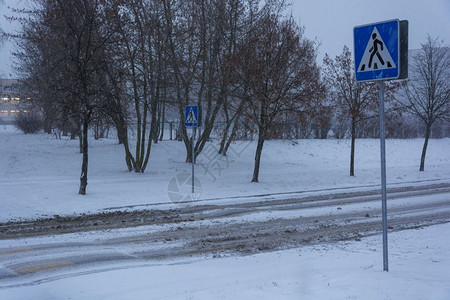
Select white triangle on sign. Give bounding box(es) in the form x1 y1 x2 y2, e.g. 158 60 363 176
186 108 197 123
357 27 396 72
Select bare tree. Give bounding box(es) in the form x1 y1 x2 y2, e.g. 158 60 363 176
323 46 378 176
162 0 231 162
219 0 259 156
0 0 4 48
402 36 450 171
56 0 112 194
14 0 114 194
103 0 170 173
163 0 203 163
193 0 239 161
231 13 323 182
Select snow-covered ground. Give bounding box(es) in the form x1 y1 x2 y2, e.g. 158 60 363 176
1 125 449 222
0 223 449 300
1 125 450 299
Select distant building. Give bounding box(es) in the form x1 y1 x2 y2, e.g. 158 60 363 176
0 79 24 124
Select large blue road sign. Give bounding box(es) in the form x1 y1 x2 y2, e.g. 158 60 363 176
354 19 402 82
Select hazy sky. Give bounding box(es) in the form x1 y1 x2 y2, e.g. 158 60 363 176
291 0 450 60
1 0 449 77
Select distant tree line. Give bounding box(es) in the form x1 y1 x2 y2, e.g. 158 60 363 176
7 0 449 193
322 38 449 176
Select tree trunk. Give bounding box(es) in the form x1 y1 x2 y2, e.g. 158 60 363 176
350 117 356 177
219 104 231 154
219 120 231 155
223 115 241 156
113 116 135 171
153 103 161 144
79 113 89 195
193 100 222 162
78 120 83 154
320 123 329 139
121 124 134 171
94 121 99 140
43 112 52 134
185 127 195 163
252 125 265 183
419 124 431 171
159 102 166 141
117 120 125 145
142 98 159 173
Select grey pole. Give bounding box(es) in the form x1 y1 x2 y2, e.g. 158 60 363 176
379 80 389 272
192 127 195 194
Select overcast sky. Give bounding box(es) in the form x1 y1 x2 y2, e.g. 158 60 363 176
291 0 450 60
1 0 449 78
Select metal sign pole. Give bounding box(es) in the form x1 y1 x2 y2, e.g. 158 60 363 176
184 105 199 196
355 19 407 273
192 126 195 194
379 80 389 272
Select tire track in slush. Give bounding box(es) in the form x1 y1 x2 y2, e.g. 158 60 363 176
0 183 449 287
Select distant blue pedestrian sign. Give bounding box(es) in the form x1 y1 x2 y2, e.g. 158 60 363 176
354 19 403 82
185 105 198 127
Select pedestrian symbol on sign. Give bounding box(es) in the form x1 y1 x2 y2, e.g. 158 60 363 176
186 107 197 124
369 33 385 68
357 27 396 72
185 105 199 127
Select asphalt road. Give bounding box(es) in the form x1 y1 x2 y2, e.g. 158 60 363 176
0 182 449 288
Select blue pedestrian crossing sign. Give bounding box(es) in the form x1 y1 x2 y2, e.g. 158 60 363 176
185 105 199 127
354 19 408 82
